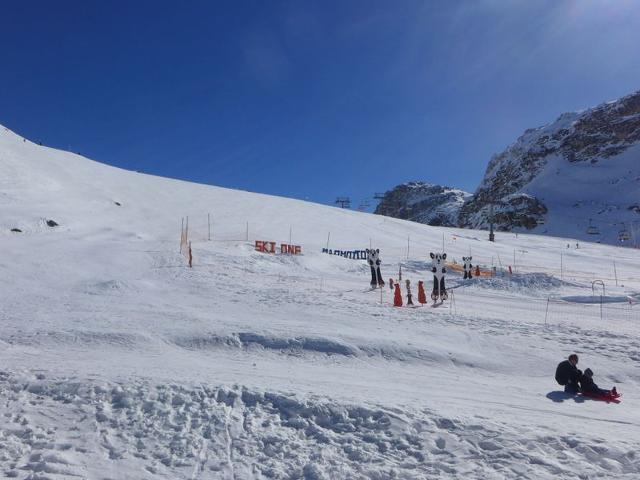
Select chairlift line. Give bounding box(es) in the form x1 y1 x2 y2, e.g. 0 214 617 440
586 219 600 235
618 223 631 242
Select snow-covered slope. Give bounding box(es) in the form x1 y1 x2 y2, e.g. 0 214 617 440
374 182 471 227
459 90 640 245
2 124 640 479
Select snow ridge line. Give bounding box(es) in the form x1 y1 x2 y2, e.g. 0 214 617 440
171 332 358 356
4 330 146 349
169 332 461 364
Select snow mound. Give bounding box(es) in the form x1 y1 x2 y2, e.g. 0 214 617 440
2 373 638 480
465 272 564 296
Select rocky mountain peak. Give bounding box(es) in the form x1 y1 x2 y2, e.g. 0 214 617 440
377 90 640 245
458 90 640 238
374 182 471 227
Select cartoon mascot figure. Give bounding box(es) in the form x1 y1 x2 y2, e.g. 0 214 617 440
430 252 448 301
463 256 473 280
366 249 385 288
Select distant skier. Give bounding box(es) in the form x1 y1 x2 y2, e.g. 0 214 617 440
580 368 617 397
555 354 582 394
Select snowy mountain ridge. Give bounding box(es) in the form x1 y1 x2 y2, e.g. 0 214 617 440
379 90 640 245
459 89 640 243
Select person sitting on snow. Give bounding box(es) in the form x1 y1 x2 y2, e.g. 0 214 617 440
580 368 617 397
555 354 582 394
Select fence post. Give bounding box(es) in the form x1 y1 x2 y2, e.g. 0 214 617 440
591 280 605 323
613 261 618 287
544 297 550 326
326 232 330 250
180 217 184 253
449 290 457 316
600 295 604 322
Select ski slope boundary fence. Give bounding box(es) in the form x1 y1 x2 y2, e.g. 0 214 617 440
174 216 640 328
175 215 640 285
451 287 640 331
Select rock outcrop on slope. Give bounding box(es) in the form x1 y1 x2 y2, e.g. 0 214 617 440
374 182 471 227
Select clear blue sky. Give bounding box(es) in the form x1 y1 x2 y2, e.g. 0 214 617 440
2 0 639 210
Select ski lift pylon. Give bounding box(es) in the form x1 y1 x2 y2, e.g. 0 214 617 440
586 219 599 235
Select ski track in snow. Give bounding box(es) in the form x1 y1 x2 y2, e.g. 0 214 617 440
2 373 639 480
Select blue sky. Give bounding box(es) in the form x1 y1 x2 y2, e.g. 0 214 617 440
1 0 639 210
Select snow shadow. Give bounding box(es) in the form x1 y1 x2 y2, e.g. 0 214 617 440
561 295 632 304
172 332 359 356
546 391 585 403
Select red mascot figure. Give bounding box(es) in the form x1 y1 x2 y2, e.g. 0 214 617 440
418 280 427 304
393 282 403 307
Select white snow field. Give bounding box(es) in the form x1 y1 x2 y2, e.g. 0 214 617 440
1 124 640 480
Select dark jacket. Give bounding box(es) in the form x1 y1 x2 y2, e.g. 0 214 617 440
555 360 581 386
580 375 601 395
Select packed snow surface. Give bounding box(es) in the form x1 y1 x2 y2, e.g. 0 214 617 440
1 125 640 479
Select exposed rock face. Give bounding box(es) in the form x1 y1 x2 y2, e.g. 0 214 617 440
374 182 471 227
458 90 640 232
376 91 640 244
489 194 548 230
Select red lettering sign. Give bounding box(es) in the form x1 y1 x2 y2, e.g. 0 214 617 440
257 241 302 254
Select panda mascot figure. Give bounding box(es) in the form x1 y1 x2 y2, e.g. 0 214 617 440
430 252 448 301
366 249 385 288
462 256 473 280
